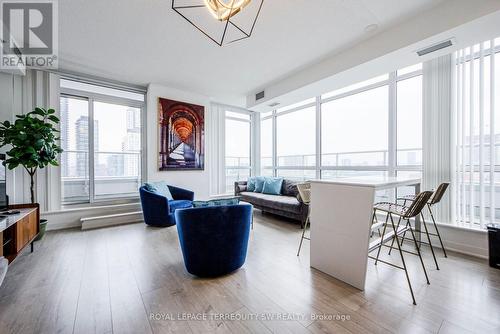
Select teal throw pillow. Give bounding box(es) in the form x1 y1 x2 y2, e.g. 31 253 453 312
262 177 284 195
247 177 257 192
144 181 174 200
254 177 266 193
192 197 240 207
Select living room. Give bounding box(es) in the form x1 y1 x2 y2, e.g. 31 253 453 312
1 0 500 333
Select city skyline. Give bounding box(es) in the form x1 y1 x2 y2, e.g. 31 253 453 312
60 98 141 179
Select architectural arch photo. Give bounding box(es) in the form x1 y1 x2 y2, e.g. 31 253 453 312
158 97 205 170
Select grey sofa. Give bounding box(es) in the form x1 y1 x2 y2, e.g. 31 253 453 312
234 179 308 228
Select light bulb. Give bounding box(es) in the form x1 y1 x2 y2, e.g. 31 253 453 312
204 0 251 21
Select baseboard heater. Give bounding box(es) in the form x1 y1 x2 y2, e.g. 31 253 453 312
80 211 143 230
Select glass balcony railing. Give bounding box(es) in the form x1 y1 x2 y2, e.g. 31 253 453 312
272 148 422 167
61 150 141 203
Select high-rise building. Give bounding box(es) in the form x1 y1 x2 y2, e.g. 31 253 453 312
107 154 124 176
122 108 141 176
75 116 99 178
60 98 70 177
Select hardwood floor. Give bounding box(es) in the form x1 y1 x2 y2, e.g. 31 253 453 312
1 210 499 334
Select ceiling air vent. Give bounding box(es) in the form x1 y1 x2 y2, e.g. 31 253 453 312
268 102 280 108
255 90 265 101
416 39 454 57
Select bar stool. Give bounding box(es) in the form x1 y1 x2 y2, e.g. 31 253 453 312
395 183 450 270
296 182 311 256
369 191 433 305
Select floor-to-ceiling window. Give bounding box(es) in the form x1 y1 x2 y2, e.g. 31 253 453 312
225 110 252 193
321 84 389 178
260 111 273 177
60 79 145 204
275 102 316 181
260 64 423 200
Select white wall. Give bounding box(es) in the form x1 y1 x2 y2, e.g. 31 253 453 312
146 83 212 198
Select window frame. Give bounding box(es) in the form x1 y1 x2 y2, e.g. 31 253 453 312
60 81 146 206
224 108 254 193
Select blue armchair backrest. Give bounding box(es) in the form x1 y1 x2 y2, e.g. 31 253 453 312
139 186 170 226
174 204 252 277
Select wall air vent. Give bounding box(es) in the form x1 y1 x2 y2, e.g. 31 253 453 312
268 102 280 108
416 39 454 57
255 90 265 101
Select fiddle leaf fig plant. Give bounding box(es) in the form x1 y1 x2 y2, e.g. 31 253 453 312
0 107 63 204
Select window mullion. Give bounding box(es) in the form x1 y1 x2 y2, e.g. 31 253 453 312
89 98 95 203
272 110 277 177
315 96 321 179
388 71 397 201
388 71 397 177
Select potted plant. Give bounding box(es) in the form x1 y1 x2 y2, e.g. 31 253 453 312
0 107 63 240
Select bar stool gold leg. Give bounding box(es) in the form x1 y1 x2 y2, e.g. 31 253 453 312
389 213 418 305
374 212 389 265
421 213 439 270
296 216 310 256
406 218 430 284
388 216 403 255
427 204 448 258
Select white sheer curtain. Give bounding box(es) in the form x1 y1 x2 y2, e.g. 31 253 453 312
422 54 452 224
208 103 226 196
454 39 499 228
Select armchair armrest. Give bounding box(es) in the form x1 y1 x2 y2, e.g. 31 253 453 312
235 181 247 195
168 185 194 201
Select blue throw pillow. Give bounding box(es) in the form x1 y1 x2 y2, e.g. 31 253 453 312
262 178 284 195
192 197 240 207
247 177 257 192
254 177 266 193
144 181 174 200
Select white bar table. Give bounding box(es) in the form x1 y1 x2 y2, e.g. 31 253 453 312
309 176 421 290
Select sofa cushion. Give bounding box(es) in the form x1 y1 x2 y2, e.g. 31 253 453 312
239 191 301 213
254 177 266 193
281 179 299 197
145 181 174 200
262 177 284 195
169 200 192 213
247 177 257 192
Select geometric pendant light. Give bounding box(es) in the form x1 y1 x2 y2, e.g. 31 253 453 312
172 0 264 46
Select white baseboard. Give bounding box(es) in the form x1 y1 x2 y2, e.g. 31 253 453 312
43 203 143 231
434 222 489 259
81 211 143 230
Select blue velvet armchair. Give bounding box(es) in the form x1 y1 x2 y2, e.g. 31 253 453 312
139 185 194 227
175 204 252 277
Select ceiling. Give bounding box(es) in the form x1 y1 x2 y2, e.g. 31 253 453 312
59 0 446 106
